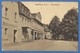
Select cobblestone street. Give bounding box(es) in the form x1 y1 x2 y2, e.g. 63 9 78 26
2 40 78 51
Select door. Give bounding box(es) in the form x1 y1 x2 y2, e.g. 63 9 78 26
14 30 17 42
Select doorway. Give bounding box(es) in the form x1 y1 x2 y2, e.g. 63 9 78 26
14 30 17 42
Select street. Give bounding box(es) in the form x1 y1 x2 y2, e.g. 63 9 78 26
2 39 78 51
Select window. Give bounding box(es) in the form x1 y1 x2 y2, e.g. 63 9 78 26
23 8 25 12
15 12 17 19
22 17 24 22
21 6 24 12
5 28 8 35
5 7 8 16
14 12 17 23
25 18 26 22
22 8 24 12
25 8 26 13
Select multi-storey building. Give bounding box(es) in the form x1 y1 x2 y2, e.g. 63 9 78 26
31 12 44 40
43 24 52 40
2 2 44 44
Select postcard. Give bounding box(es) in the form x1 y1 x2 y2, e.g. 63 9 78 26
1 0 79 52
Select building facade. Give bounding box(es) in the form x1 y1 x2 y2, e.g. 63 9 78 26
2 2 45 44
43 24 52 40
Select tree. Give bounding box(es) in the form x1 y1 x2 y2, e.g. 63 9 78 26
61 8 78 41
49 16 60 40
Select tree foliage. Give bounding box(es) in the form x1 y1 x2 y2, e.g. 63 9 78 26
49 8 78 41
60 8 78 40
49 16 60 39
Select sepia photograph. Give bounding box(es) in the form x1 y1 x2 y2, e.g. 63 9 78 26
2 1 78 51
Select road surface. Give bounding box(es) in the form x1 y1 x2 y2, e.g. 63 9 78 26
2 39 78 51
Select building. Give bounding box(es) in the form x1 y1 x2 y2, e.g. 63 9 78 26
2 2 44 44
31 12 45 40
43 24 52 40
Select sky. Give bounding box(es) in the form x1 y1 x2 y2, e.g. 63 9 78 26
22 2 78 24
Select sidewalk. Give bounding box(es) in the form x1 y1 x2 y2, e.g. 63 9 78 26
2 40 34 47
70 41 78 48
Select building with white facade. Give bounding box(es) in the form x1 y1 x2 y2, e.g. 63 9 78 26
2 2 45 44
